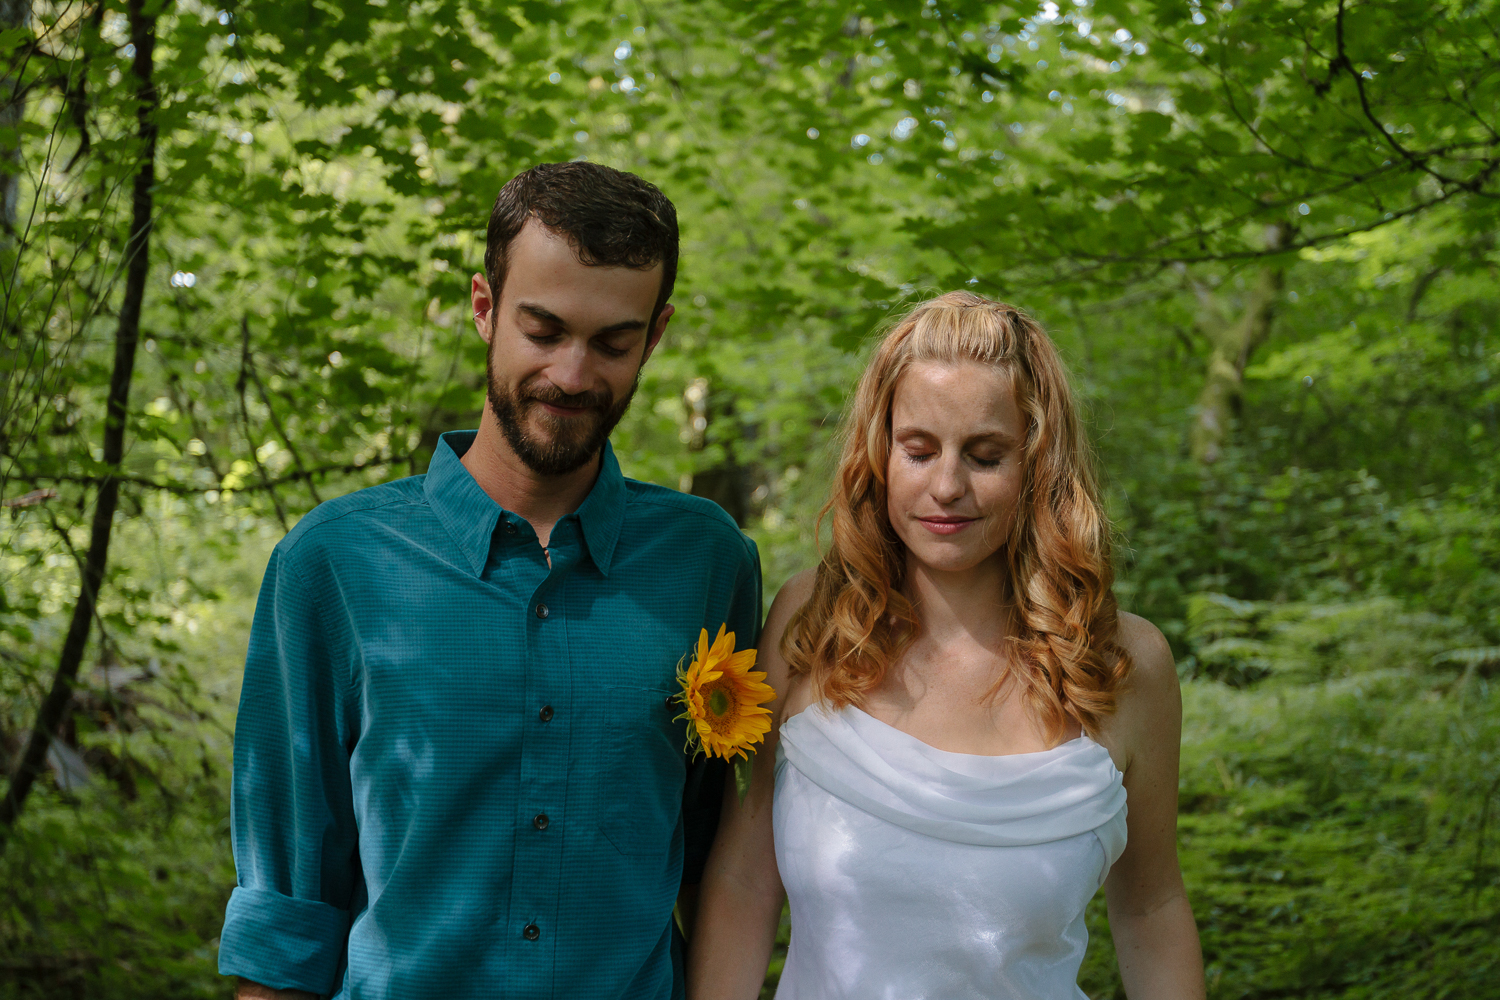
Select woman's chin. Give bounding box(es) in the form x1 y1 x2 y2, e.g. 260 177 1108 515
903 541 1000 578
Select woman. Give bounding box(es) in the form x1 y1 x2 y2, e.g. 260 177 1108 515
689 292 1206 999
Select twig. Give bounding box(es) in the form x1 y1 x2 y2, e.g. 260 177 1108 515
235 316 288 529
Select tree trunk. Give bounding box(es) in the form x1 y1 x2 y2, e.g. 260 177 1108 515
0 0 24 238
1189 265 1284 464
0 0 157 841
684 377 749 527
0 0 28 453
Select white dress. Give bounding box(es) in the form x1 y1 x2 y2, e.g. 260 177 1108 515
772 704 1128 1000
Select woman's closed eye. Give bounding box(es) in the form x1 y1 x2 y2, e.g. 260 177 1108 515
901 447 1000 467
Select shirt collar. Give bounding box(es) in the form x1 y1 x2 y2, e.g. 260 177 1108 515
573 439 626 577
424 431 503 578
424 430 626 578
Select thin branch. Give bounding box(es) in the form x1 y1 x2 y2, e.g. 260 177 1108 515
235 316 288 529
17 455 410 497
243 322 322 506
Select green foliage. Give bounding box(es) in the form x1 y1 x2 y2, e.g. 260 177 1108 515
0 507 261 998
1179 591 1489 688
0 0 1496 996
1079 667 1500 999
0 774 233 999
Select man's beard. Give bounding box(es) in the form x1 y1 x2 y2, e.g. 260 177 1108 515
487 346 639 477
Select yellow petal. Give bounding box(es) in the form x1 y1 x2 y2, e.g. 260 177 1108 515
708 625 735 663
723 649 759 674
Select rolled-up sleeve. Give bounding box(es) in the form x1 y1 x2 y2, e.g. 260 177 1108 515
220 544 360 996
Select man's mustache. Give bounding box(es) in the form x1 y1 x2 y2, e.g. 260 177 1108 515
520 381 612 412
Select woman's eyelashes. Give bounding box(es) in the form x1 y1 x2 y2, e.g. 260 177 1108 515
900 445 1003 468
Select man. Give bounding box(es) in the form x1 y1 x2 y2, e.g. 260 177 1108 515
219 163 761 999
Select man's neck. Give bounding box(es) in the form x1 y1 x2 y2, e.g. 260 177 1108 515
460 407 601 549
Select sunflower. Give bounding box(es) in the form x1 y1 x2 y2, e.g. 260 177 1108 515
675 624 775 762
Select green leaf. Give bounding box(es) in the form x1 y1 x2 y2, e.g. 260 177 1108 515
734 754 754 802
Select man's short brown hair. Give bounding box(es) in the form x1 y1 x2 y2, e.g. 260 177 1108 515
484 162 679 326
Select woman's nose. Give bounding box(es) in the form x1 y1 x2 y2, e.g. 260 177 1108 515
931 456 966 504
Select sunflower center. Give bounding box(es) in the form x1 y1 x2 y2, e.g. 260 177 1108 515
707 686 733 718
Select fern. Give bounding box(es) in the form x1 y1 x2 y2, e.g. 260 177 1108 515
1432 647 1500 669
1180 593 1481 685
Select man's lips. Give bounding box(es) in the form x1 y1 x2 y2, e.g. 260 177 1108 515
916 516 979 536
533 400 594 417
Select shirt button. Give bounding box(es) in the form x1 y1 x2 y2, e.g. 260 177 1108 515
535 603 549 619
504 522 517 535
539 705 554 722
533 813 549 830
523 923 540 941
663 694 675 709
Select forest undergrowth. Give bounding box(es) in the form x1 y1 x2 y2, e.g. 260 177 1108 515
1082 668 1500 999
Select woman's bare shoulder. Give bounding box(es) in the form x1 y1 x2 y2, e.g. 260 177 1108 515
1117 611 1177 693
773 568 818 617
1099 611 1181 768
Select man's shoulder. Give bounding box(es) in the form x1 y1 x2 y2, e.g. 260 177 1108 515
622 479 755 558
278 476 429 559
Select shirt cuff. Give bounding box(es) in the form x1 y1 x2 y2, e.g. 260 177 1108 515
219 886 351 996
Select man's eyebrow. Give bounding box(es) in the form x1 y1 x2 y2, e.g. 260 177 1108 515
518 303 567 326
516 303 646 335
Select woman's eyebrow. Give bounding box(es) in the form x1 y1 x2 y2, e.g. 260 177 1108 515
892 425 1015 444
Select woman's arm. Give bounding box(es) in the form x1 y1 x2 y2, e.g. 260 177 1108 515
1102 613 1207 1000
687 571 815 1000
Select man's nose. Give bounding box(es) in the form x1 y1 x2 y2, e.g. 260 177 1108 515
546 340 593 395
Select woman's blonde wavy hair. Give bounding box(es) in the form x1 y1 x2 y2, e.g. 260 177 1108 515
783 291 1130 743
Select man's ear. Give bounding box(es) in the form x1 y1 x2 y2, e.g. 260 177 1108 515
471 273 496 344
642 303 674 365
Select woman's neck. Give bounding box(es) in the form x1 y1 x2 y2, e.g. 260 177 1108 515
902 551 1012 649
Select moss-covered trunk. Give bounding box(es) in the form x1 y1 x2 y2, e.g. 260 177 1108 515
1190 265 1284 464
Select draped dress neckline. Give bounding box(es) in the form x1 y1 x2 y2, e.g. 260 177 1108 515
771 702 1131 999
777 703 1128 863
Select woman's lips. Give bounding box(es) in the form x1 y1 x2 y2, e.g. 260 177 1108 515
917 517 977 536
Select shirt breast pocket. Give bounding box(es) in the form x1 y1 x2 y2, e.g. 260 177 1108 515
598 681 687 857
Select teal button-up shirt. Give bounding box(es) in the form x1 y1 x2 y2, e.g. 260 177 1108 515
219 431 761 999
